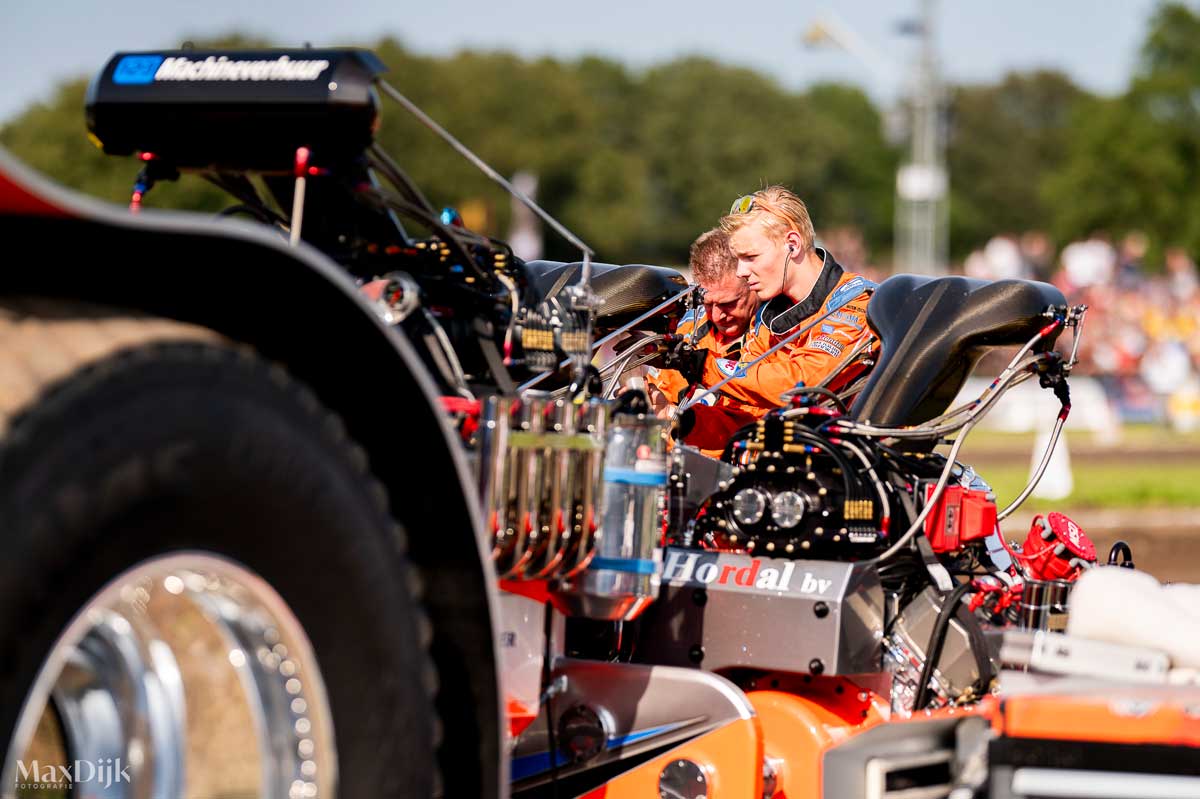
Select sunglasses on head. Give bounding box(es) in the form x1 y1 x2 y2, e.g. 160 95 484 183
729 194 757 215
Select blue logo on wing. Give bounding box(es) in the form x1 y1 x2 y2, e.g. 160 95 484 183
113 55 164 85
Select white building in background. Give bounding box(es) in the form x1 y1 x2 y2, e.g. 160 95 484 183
508 171 542 262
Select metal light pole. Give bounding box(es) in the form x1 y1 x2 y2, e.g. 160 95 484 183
803 2 948 274
895 0 948 274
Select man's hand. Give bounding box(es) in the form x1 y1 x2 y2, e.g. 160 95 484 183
663 340 709 386
646 382 677 420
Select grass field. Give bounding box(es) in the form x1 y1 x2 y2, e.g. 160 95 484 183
976 461 1200 510
953 424 1200 511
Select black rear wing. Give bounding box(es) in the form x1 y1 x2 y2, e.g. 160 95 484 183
86 49 386 172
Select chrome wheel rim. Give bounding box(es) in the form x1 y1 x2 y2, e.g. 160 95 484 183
4 552 337 798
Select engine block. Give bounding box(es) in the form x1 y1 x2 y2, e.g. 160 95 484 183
693 413 888 558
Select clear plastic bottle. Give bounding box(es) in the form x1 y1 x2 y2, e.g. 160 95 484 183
558 395 666 620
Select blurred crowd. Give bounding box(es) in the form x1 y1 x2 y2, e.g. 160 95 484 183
961 231 1200 429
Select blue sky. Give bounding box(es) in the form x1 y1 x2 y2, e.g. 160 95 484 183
1 0 1165 122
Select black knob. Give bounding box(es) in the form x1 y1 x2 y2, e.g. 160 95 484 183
1108 540 1135 569
558 705 606 764
689 645 705 664
809 658 825 675
813 601 829 618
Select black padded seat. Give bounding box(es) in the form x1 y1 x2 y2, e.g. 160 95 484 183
851 275 1067 427
522 260 688 326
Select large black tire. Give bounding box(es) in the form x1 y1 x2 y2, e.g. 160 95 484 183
0 301 437 797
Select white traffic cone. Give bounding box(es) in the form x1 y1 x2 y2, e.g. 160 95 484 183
1031 421 1073 500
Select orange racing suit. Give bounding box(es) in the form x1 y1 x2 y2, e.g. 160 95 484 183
681 249 876 452
644 306 757 457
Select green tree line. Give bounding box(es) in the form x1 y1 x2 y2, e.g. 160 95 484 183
3 3 1199 266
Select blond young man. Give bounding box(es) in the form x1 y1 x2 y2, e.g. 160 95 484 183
679 188 876 450
711 185 876 410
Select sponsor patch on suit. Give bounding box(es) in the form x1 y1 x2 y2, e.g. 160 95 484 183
811 334 844 356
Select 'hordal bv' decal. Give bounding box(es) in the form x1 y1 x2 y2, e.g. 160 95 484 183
663 550 833 594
